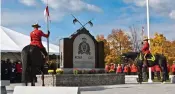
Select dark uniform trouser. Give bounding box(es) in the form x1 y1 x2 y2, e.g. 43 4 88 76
144 53 151 66
40 47 48 57
173 72 175 75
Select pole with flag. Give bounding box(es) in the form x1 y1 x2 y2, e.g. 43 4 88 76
44 2 50 60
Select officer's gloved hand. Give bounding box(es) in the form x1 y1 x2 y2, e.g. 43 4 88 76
48 30 50 36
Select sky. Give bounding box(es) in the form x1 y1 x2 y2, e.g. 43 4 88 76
1 0 175 45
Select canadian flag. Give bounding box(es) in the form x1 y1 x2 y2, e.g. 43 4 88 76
44 6 50 22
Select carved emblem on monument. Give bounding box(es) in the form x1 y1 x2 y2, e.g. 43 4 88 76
78 38 91 55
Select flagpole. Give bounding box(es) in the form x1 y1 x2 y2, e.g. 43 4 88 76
146 0 153 83
71 14 85 28
46 1 49 61
82 19 94 27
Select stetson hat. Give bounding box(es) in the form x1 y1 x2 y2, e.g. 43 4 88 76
32 23 41 28
143 36 149 41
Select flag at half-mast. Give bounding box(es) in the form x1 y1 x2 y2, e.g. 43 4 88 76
44 5 50 22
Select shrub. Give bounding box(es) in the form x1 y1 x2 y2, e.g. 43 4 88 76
73 68 79 74
48 70 54 74
56 68 63 74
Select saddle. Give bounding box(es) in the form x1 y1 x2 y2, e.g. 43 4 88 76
144 53 155 62
138 53 155 62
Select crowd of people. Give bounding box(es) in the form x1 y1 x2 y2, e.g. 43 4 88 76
1 59 57 83
105 62 175 80
1 59 22 83
105 63 138 75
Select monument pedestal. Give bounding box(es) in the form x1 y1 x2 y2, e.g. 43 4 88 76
0 80 10 94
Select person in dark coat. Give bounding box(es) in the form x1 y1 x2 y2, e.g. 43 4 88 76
3 59 11 80
10 60 16 83
1 60 6 80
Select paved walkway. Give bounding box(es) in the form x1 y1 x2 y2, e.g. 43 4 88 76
7 83 175 94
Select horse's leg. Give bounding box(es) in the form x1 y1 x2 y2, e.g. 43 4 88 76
137 63 143 84
41 71 45 86
22 67 28 86
25 70 28 86
138 65 143 84
160 65 166 83
29 68 35 86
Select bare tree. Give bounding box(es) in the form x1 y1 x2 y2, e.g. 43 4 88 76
129 25 142 52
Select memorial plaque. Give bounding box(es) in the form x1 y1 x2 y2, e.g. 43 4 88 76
73 34 95 68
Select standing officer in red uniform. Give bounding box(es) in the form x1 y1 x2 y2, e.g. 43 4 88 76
171 61 175 75
141 37 150 66
30 23 50 60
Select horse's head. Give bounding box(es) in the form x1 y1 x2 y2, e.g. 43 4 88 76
121 53 129 64
121 52 140 64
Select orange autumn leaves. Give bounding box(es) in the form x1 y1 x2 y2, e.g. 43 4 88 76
96 29 132 64
96 30 175 65
150 33 175 65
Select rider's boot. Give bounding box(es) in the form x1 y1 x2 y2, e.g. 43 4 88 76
144 59 147 67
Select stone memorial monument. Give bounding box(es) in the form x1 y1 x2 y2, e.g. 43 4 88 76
59 17 104 70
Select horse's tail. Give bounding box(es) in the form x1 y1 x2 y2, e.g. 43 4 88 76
21 45 31 84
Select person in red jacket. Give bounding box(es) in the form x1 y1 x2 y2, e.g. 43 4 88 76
171 62 175 75
116 64 122 74
105 64 110 73
124 65 129 75
155 65 161 80
110 64 115 71
141 37 150 66
15 61 22 82
30 23 50 59
131 63 138 75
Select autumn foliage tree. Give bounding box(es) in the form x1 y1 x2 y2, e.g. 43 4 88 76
107 29 132 55
150 32 175 64
150 32 166 54
96 35 110 58
96 29 132 64
96 30 175 65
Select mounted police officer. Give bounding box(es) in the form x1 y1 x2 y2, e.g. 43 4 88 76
30 23 50 61
141 37 151 66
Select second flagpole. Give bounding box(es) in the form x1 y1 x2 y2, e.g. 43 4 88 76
46 5 50 61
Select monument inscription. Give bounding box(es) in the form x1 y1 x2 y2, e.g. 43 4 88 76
73 34 95 68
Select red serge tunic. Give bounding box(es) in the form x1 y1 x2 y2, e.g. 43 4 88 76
141 41 150 54
171 64 175 72
30 29 49 48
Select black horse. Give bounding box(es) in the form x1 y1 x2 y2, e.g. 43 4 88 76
121 51 169 84
21 45 45 86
